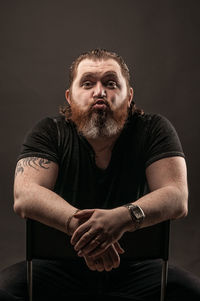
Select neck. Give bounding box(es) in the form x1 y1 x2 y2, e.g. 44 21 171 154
86 132 120 154
86 133 121 170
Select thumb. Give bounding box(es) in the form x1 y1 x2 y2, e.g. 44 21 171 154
74 209 95 219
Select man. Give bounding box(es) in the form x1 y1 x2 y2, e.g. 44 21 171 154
0 48 200 300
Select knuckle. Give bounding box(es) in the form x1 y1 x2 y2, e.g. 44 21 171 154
83 233 92 241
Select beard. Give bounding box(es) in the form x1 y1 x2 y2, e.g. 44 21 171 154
68 96 130 139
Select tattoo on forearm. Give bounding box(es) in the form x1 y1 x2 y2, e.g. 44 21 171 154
15 157 51 176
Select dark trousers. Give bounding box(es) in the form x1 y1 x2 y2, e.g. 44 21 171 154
0 258 200 300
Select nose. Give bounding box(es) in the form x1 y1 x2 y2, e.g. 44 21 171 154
93 82 106 98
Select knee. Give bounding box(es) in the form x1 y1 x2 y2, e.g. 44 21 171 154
0 261 27 301
167 264 200 300
0 289 25 301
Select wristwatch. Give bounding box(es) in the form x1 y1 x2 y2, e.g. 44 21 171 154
123 203 145 231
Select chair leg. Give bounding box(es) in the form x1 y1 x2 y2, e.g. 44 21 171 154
160 260 168 301
27 260 33 301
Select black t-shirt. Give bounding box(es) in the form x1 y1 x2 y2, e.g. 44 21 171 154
17 113 185 210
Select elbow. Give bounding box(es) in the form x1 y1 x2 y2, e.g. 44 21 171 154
13 190 27 219
177 203 188 219
13 201 26 219
174 188 189 219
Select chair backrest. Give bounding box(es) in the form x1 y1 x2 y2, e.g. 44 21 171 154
26 219 170 261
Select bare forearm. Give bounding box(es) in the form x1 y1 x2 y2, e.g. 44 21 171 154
133 185 188 229
70 184 188 259
14 183 77 233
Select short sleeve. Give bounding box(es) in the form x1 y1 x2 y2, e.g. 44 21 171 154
17 117 59 164
144 114 185 168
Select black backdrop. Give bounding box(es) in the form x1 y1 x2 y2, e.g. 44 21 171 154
0 0 200 277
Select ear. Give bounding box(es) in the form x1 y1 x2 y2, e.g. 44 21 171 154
128 87 134 107
65 89 71 104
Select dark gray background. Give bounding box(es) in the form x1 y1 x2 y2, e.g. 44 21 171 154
0 0 200 277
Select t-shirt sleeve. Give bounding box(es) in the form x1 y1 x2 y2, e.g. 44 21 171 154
144 114 185 168
17 117 59 164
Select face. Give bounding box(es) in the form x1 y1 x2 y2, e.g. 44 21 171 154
65 58 133 139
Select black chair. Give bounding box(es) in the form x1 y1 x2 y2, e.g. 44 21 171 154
26 218 170 301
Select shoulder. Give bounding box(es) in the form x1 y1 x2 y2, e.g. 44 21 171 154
27 116 59 132
18 115 76 162
129 112 175 133
21 115 70 148
29 115 74 133
49 115 76 130
37 115 66 128
127 112 167 131
131 112 171 124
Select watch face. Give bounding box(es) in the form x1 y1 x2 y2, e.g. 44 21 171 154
123 203 145 229
134 207 142 219
130 205 145 221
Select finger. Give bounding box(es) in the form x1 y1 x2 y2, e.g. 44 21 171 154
74 230 100 252
107 244 120 269
113 241 125 254
101 252 114 271
84 256 96 271
85 241 110 258
70 222 91 246
76 235 102 256
74 209 95 219
94 258 104 272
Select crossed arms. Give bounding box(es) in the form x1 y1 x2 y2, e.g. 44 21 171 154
13 156 188 271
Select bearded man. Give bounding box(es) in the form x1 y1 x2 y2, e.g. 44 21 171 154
0 48 200 300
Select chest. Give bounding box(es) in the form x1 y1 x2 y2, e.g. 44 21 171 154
94 150 112 170
57 136 146 206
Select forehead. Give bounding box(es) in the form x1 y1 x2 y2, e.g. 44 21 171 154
75 58 124 80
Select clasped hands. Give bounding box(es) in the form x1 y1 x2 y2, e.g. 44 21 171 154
69 207 129 272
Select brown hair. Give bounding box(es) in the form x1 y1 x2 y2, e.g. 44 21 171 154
60 48 143 117
68 48 131 89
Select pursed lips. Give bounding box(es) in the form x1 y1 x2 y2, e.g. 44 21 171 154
92 99 109 109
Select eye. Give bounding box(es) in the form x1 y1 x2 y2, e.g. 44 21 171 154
81 81 93 89
106 80 117 89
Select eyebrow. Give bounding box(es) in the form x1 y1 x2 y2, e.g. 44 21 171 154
80 71 119 81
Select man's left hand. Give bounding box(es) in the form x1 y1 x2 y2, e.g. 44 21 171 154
83 241 124 272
